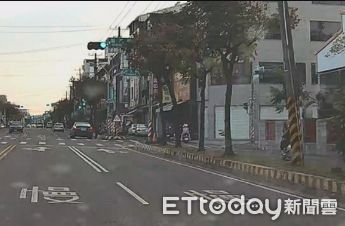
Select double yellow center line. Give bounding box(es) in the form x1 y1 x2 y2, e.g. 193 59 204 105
0 145 16 160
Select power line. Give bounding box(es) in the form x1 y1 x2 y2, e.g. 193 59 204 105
0 25 98 28
140 1 154 15
98 1 130 40
0 28 105 34
0 43 82 56
112 1 138 32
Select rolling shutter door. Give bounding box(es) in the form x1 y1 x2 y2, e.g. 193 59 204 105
215 106 249 139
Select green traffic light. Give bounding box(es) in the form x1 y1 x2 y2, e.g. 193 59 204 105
100 42 107 49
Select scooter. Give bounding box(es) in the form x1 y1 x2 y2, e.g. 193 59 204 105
181 133 190 143
281 144 292 161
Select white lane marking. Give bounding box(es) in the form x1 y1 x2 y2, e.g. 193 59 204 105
120 145 345 212
101 140 107 142
71 139 77 141
26 138 31 140
20 188 27 199
31 186 39 203
57 138 64 141
77 143 84 146
1 142 7 144
4 136 10 138
114 143 122 148
87 139 91 141
116 182 149 205
38 142 46 145
20 142 27 145
11 137 16 140
58 142 65 145
96 143 103 147
68 146 109 173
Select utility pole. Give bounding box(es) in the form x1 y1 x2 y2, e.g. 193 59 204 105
278 1 304 166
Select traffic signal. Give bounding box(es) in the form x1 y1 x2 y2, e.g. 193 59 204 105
87 42 107 50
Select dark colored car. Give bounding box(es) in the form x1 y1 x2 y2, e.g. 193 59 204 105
9 121 24 133
53 123 65 132
70 122 93 139
46 122 53 128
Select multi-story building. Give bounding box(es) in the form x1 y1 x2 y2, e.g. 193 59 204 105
202 1 345 154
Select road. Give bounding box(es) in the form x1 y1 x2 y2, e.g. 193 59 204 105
0 128 344 226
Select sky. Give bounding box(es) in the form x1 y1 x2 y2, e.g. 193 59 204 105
0 1 179 115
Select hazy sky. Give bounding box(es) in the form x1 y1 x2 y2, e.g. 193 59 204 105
0 1 179 115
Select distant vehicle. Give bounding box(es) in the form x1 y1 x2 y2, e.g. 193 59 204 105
0 123 5 129
31 124 37 128
46 122 53 128
128 124 137 135
53 123 64 132
9 121 24 133
36 123 43 128
135 124 148 136
70 122 93 139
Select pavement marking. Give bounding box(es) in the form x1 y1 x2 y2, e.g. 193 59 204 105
121 145 345 212
0 145 15 160
71 139 77 141
87 139 91 141
20 188 27 199
97 148 115 154
31 186 39 203
96 143 104 147
38 141 46 145
77 143 85 146
116 182 149 205
114 143 123 148
26 138 31 140
0 141 7 145
11 137 16 140
68 146 109 173
20 142 27 145
58 142 66 145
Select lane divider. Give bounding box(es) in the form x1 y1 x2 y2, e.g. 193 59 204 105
0 145 16 160
68 146 109 173
116 182 149 205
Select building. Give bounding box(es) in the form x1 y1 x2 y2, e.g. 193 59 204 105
202 1 345 153
0 95 7 103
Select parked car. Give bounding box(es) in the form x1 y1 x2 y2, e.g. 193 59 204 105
135 124 148 136
9 121 24 133
128 124 137 135
0 123 5 129
31 124 37 128
36 123 44 128
53 123 65 132
70 122 93 139
46 122 53 128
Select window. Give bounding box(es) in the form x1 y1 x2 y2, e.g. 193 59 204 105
265 121 275 140
259 62 284 84
312 1 345 5
210 60 251 85
296 63 306 86
259 62 306 85
304 119 316 143
311 63 318 84
310 21 341 41
265 14 281 40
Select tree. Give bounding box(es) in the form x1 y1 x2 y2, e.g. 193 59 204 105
129 12 195 147
186 2 269 156
51 99 73 124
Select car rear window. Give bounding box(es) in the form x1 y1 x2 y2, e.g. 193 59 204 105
75 123 91 127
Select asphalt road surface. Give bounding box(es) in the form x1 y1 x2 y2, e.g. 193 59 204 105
0 128 344 226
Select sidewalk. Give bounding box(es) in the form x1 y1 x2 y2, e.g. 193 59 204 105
163 139 345 180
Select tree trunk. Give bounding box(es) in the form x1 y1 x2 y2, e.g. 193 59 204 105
158 77 167 145
165 74 182 148
198 72 207 152
222 55 236 156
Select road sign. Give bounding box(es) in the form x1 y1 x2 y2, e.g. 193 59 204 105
106 37 131 48
122 68 140 77
114 115 121 122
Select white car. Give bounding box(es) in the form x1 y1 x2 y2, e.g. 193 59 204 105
135 124 148 136
53 123 65 132
128 124 137 135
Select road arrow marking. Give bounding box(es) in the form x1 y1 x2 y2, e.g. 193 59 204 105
58 142 65 145
96 143 103 147
20 142 27 145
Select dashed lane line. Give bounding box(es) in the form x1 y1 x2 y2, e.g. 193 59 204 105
116 182 149 205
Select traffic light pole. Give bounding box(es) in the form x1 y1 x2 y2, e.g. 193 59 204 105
278 1 304 166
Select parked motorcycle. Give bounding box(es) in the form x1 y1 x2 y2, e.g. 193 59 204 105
181 133 190 143
281 144 292 161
